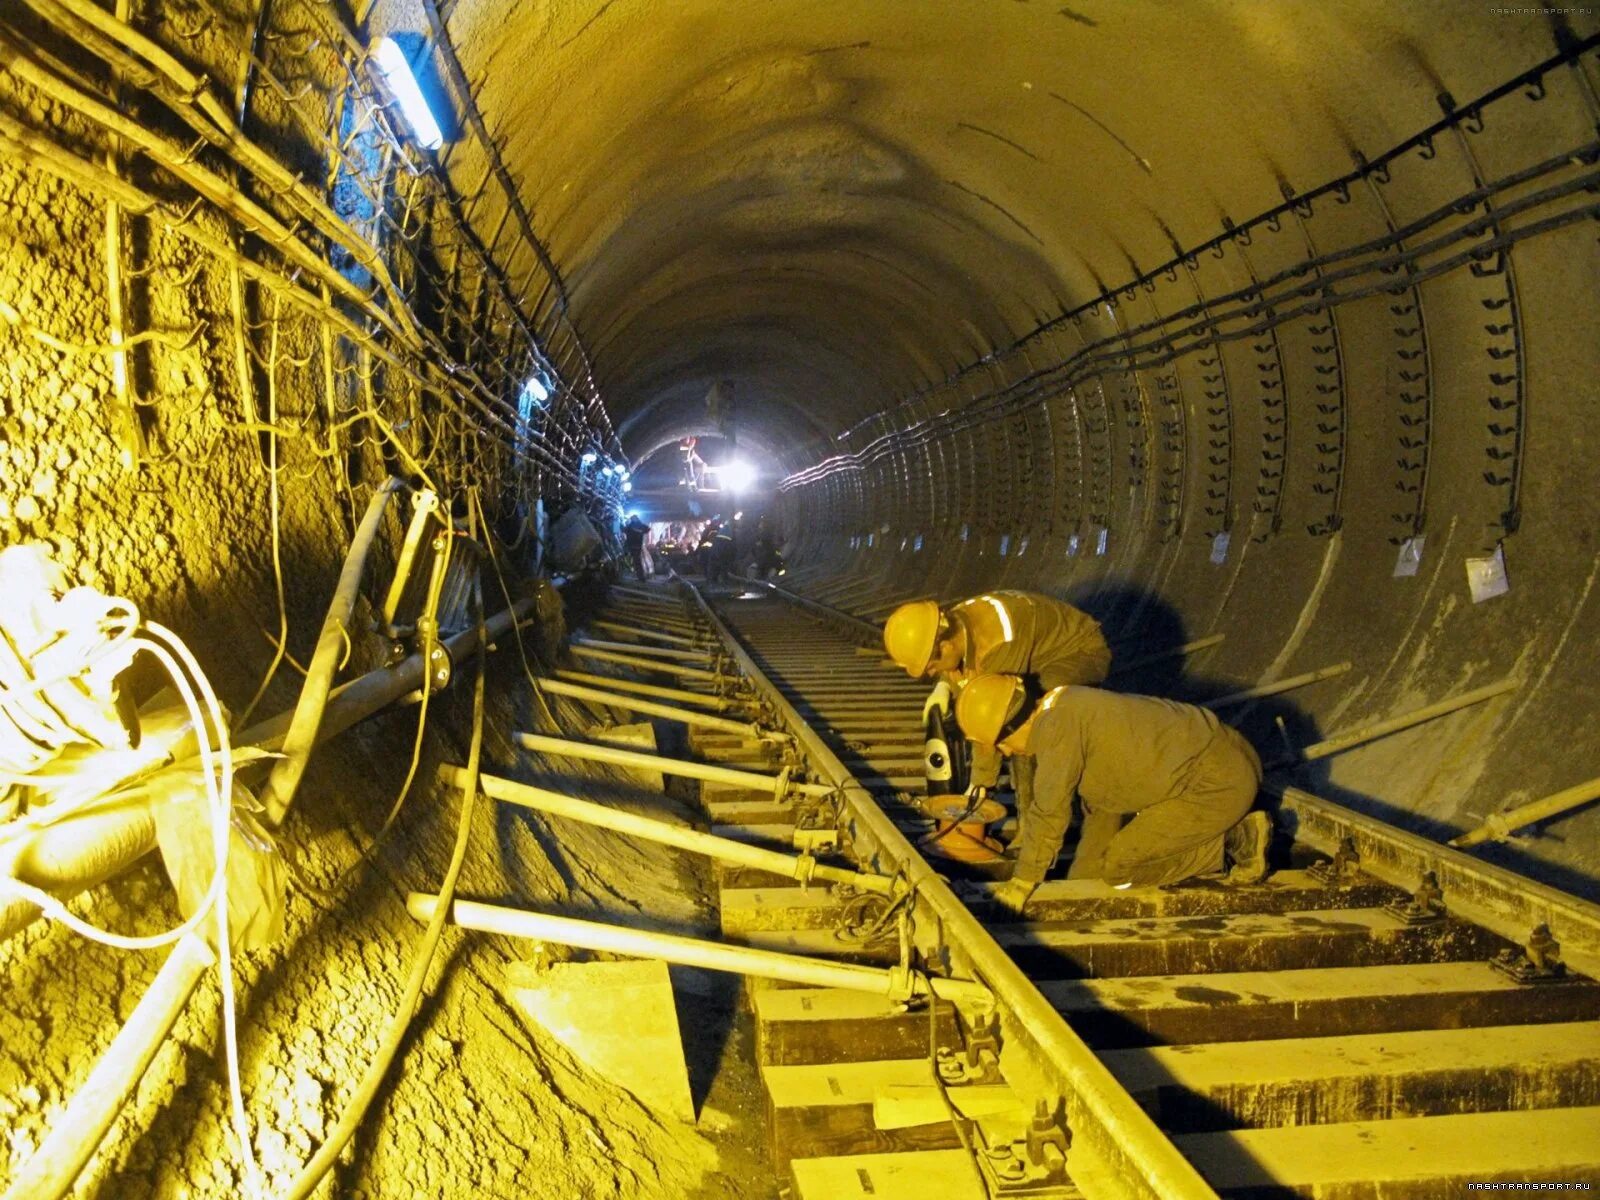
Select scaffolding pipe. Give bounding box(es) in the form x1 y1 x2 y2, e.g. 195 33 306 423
1108 633 1226 677
571 637 716 665
408 894 989 1005
261 477 404 825
1203 662 1353 709
444 767 892 895
1450 775 1600 847
554 669 745 712
537 677 767 738
1299 679 1517 762
514 732 835 797
609 584 683 606
569 644 721 681
1 932 213 1200
591 620 704 648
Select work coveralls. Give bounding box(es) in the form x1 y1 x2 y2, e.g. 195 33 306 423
937 591 1112 818
1012 687 1263 888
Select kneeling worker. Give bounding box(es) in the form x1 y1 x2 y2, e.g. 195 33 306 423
955 673 1269 913
883 591 1112 816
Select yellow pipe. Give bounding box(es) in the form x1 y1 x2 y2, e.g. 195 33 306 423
1451 775 1600 847
515 731 835 797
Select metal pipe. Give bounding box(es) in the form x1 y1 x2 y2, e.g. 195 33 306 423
1 932 212 1200
239 597 538 754
569 644 720 681
1450 775 1600 847
553 668 744 712
572 637 715 665
407 894 988 1004
1108 633 1226 677
262 478 404 826
609 584 682 606
444 767 892 895
514 732 835 798
591 620 704 648
1201 661 1352 709
537 678 764 738
1299 678 1516 762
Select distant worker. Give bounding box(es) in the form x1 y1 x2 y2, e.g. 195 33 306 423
883 591 1113 811
710 518 737 584
752 516 786 580
622 514 651 580
956 673 1269 914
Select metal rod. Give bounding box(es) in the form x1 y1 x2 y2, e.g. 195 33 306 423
1450 775 1600 847
537 677 764 738
445 768 892 895
572 637 715 665
262 479 405 826
1298 679 1517 762
514 731 835 797
569 644 720 681
1 932 212 1200
1202 661 1352 709
591 620 704 648
407 894 987 1004
554 669 743 711
609 584 682 606
1108 633 1226 676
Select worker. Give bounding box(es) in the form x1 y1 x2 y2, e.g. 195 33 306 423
695 520 720 578
955 673 1270 914
752 515 786 579
883 591 1112 815
621 513 651 580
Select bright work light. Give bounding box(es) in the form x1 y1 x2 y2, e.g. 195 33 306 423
717 459 757 493
371 37 444 150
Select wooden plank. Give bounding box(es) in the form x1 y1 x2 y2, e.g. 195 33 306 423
996 909 1508 979
1105 1020 1600 1131
703 797 796 826
753 988 959 1066
791 1149 988 1200
1175 1106 1600 1198
962 871 1405 922
764 1059 959 1166
1045 962 1600 1048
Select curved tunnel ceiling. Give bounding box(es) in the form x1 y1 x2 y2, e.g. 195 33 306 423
444 0 1580 468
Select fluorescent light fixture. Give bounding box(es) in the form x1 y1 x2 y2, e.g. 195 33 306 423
622 481 633 493
601 465 615 477
626 510 640 521
371 37 444 151
618 468 630 481
581 451 598 465
523 376 549 405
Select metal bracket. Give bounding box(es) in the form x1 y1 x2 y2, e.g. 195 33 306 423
1308 835 1361 886
1490 923 1571 984
936 1010 1002 1085
975 1097 1074 1195
1384 870 1445 925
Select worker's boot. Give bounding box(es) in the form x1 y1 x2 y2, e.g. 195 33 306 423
1224 810 1272 884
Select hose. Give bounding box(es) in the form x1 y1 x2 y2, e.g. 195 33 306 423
281 564 486 1200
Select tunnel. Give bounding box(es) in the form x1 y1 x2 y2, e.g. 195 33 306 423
1 1 1598 1196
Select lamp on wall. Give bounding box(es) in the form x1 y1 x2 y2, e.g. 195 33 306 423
370 37 444 151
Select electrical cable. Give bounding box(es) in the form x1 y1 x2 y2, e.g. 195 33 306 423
281 558 486 1200
235 297 288 733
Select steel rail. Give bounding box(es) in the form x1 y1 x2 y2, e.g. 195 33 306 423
731 575 884 644
676 576 1215 1200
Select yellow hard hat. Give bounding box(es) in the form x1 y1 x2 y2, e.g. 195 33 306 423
956 673 1027 748
883 599 943 677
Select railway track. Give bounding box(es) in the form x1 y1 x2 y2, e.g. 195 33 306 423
571 579 1600 1199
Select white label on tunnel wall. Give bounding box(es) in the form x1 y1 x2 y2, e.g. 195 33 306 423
1067 534 1079 557
960 524 970 542
999 534 1011 557
914 534 924 552
1210 531 1230 564
1466 542 1510 603
1096 528 1109 556
1393 535 1425 578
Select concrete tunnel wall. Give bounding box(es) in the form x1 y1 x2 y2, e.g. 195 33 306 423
0 0 1598 1195
425 0 1600 894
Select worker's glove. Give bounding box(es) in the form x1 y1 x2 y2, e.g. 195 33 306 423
922 680 954 722
961 783 990 809
991 877 1036 918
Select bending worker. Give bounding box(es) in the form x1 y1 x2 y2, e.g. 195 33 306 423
955 673 1269 913
883 591 1112 811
